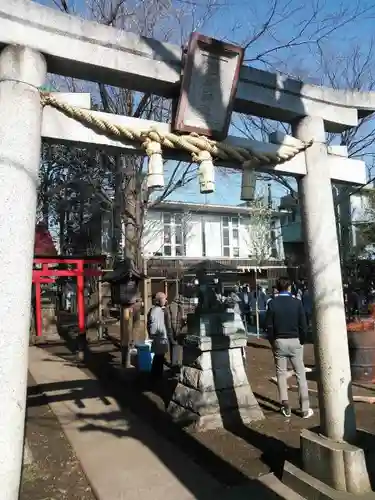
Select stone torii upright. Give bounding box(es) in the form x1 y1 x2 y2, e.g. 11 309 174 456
1 0 375 498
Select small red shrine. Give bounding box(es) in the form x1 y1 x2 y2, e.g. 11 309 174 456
32 222 104 337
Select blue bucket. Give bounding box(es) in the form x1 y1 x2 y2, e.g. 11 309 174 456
136 342 154 372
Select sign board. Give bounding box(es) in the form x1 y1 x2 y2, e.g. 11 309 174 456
173 33 244 141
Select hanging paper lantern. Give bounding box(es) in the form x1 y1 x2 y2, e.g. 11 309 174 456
241 169 256 201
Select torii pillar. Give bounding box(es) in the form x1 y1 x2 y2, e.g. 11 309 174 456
0 45 46 499
287 116 372 494
295 116 356 442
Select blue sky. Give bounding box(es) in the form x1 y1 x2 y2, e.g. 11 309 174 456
36 0 375 206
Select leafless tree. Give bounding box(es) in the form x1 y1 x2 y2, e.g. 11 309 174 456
235 3 375 199
242 199 274 265
142 209 195 256
36 0 375 263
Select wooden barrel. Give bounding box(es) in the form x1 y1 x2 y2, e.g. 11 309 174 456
347 329 375 382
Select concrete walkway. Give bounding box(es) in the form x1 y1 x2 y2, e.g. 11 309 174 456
28 346 303 500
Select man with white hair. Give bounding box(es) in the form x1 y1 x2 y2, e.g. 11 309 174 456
147 292 169 379
148 290 185 379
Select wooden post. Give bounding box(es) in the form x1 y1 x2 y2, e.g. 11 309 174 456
34 282 42 338
255 268 260 338
143 258 149 316
98 275 103 339
76 260 85 333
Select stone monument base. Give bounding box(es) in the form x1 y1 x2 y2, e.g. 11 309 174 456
283 428 375 498
167 332 264 431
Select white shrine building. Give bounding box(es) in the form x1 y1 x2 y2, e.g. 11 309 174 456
141 200 294 285
143 200 283 260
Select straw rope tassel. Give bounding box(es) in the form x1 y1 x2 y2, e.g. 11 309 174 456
143 139 164 189
193 150 215 194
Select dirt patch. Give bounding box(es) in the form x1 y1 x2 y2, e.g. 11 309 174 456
20 375 96 500
40 332 311 485
41 326 375 489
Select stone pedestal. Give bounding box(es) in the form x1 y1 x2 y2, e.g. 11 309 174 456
283 428 375 498
301 428 372 493
167 311 264 430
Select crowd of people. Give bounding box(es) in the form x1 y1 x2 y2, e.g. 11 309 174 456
146 276 314 419
344 284 375 319
231 280 313 331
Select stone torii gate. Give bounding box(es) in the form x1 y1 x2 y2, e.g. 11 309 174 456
1 0 375 498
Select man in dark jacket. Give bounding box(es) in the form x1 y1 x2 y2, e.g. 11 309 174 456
167 295 186 374
266 277 313 419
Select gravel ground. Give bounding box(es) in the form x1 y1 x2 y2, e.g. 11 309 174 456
29 324 375 493
39 331 321 485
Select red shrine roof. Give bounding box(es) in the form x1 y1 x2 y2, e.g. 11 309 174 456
34 223 58 256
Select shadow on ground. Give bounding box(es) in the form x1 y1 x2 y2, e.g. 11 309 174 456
28 323 301 499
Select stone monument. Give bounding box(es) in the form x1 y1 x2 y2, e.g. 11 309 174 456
168 279 264 430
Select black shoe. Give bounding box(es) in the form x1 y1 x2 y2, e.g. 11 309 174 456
281 405 291 418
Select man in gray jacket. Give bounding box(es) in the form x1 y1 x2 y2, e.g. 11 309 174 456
147 292 172 379
167 295 186 373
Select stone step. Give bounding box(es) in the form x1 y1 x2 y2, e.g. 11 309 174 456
219 473 306 499
283 461 375 499
259 473 307 499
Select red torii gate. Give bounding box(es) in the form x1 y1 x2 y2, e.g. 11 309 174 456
32 223 105 337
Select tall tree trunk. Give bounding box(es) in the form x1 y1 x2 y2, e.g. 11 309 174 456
42 190 49 227
112 155 123 260
41 144 53 226
123 156 139 266
120 155 143 365
79 189 85 254
59 208 65 255
338 186 352 283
